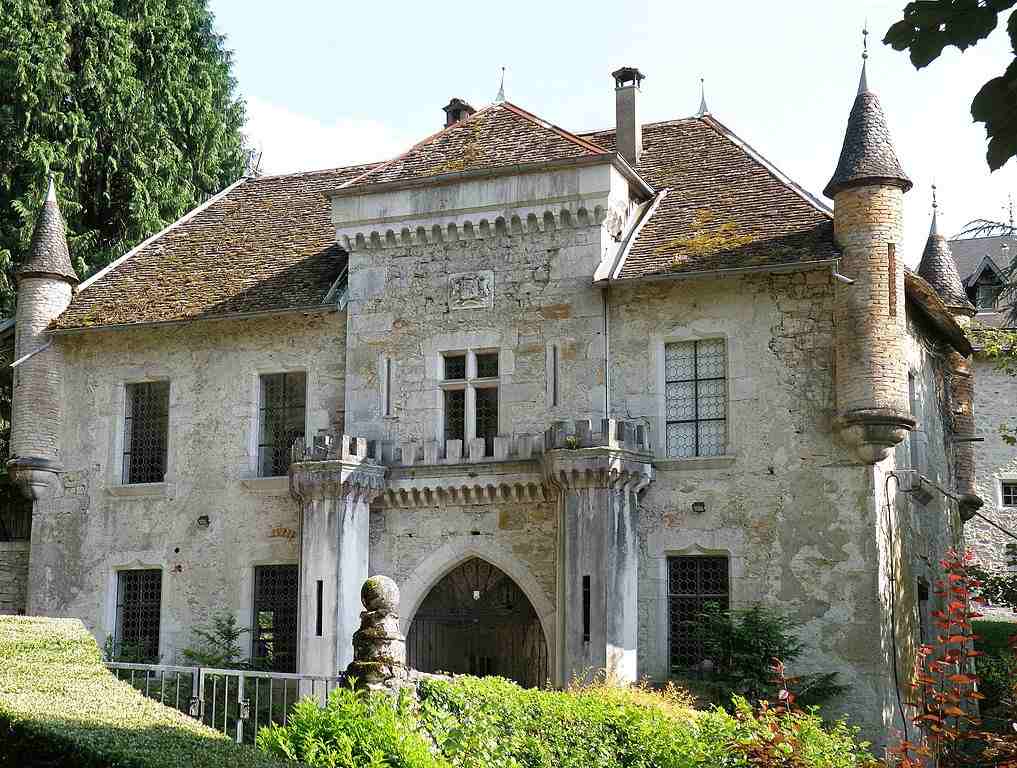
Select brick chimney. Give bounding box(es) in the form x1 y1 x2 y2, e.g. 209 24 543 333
612 67 645 165
443 98 475 128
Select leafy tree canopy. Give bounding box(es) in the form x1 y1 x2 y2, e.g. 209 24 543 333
885 0 1017 171
0 0 248 315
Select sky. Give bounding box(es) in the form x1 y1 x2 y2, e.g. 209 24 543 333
211 0 1017 266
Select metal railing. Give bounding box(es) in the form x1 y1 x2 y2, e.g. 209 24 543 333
106 662 343 744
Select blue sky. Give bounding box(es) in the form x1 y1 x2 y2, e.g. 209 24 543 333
211 0 1017 264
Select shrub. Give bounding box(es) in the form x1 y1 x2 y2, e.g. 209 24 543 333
0 615 282 768
258 674 877 768
693 603 846 709
181 611 255 669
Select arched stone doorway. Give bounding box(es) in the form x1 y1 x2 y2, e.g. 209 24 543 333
406 558 549 687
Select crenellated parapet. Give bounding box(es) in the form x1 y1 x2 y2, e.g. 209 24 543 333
542 419 655 493
289 431 387 503
336 203 609 252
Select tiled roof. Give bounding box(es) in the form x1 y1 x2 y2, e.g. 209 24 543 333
917 215 975 313
583 117 837 280
948 235 1014 284
54 164 374 330
19 181 77 284
342 102 608 188
824 78 911 198
904 271 973 356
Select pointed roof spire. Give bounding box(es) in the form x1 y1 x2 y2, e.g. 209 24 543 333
857 21 869 94
823 25 911 198
17 176 78 284
917 184 974 315
495 67 506 103
697 77 709 117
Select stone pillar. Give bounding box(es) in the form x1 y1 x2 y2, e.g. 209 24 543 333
290 434 386 676
542 419 653 685
345 575 408 691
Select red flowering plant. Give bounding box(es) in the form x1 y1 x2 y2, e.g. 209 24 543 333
887 549 987 767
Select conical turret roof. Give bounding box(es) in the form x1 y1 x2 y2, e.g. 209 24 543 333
824 65 911 198
917 211 975 315
17 179 78 284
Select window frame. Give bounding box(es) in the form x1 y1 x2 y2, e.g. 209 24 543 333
439 349 500 457
666 554 730 674
256 371 308 478
662 338 728 460
114 568 163 662
121 380 171 485
251 563 300 673
1002 480 1017 509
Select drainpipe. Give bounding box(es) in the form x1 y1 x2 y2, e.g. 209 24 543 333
602 284 610 418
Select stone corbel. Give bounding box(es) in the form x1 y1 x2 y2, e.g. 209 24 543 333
835 409 916 464
6 457 62 501
289 461 387 504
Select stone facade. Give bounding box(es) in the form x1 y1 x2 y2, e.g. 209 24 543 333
0 541 29 614
966 357 1017 616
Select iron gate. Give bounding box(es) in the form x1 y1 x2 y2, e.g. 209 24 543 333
406 558 549 687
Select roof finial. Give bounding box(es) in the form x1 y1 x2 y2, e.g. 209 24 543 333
697 77 709 117
930 181 939 236
857 21 869 95
496 66 506 103
45 176 56 203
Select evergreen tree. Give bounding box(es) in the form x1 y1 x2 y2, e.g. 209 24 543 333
0 0 248 314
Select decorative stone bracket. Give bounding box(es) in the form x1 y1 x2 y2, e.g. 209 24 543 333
835 408 916 464
6 457 63 501
289 433 387 503
542 419 655 492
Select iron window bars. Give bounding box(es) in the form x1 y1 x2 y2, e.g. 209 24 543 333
252 564 299 673
258 372 307 477
123 381 170 484
441 351 499 457
667 555 729 673
116 569 162 661
664 340 726 458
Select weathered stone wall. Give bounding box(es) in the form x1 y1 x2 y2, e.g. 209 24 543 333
0 541 30 614
965 357 1017 618
28 312 345 662
606 269 961 743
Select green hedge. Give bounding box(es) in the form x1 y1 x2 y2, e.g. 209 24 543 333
0 615 283 768
974 619 1017 656
258 676 879 768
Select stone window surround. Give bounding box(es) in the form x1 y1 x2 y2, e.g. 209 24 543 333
652 327 737 465
648 535 746 681
103 559 166 661
424 331 513 450
108 376 173 495
440 349 499 454
246 365 312 479
998 476 1017 508
236 542 300 660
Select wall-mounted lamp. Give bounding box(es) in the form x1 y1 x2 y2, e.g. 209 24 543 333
196 515 210 528
691 501 706 515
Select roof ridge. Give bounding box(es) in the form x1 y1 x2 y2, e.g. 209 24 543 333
253 162 382 182
700 114 832 217
498 102 610 155
339 103 502 189
75 177 249 294
576 115 702 138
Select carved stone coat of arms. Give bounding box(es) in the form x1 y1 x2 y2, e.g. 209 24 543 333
448 271 494 310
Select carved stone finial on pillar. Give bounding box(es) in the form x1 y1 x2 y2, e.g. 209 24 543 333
345 575 407 691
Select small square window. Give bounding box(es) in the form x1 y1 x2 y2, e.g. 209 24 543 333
444 354 467 381
476 353 499 379
1003 482 1017 508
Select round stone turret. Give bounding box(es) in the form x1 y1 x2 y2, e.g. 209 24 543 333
8 179 78 498
827 62 914 462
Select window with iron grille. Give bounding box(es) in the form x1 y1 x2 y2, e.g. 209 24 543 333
258 372 306 477
667 556 729 673
664 340 726 458
123 382 170 484
252 564 299 672
441 350 499 457
1003 481 1017 508
115 569 162 661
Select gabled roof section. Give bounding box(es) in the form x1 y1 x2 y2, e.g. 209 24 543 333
949 235 1013 285
342 102 610 188
53 163 376 331
583 116 837 281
